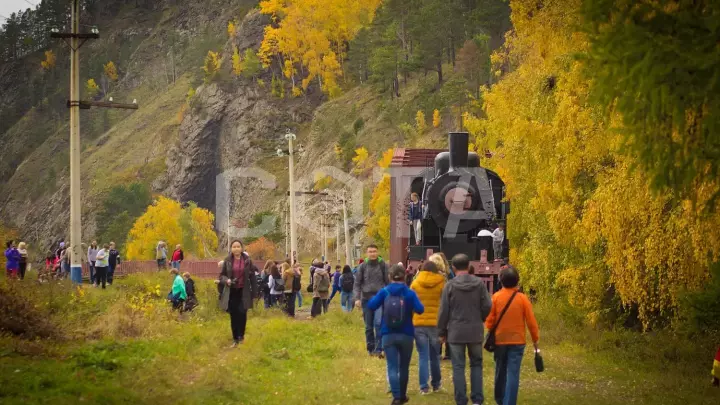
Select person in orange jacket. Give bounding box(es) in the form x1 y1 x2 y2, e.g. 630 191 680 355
485 266 540 405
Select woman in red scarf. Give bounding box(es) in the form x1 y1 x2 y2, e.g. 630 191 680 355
219 240 258 347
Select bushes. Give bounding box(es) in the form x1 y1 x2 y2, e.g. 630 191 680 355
0 282 60 339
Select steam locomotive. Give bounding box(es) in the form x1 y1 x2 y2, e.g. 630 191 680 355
397 132 509 283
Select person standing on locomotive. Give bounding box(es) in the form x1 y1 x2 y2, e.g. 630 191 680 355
492 224 505 261
354 244 390 357
408 192 423 245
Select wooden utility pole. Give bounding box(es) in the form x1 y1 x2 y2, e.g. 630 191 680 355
51 0 137 283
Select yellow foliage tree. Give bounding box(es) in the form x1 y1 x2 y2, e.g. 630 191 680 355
86 79 100 98
258 0 382 97
378 148 394 169
232 46 243 76
467 0 720 328
40 50 56 70
245 237 277 261
367 174 391 250
415 110 426 134
351 146 371 176
125 197 218 260
432 109 441 128
228 19 237 39
104 61 118 82
203 51 222 82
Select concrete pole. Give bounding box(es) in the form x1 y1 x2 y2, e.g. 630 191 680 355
286 132 297 264
322 203 328 262
342 194 352 266
69 0 83 284
284 206 289 259
335 218 340 263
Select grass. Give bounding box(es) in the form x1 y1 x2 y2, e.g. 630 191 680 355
1 274 719 405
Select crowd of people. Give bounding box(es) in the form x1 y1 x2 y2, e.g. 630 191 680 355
207 240 541 405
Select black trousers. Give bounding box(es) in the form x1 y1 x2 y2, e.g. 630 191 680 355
229 288 248 341
95 266 108 288
19 263 27 280
284 293 296 318
311 297 329 317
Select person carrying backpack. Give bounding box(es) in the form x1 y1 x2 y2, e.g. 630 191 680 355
339 265 355 312
438 253 492 405
282 262 296 317
353 244 390 357
267 264 285 307
367 264 425 405
311 264 331 318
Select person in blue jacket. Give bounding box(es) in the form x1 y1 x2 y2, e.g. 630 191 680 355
367 264 425 405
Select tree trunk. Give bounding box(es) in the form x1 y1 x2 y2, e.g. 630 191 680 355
437 60 443 84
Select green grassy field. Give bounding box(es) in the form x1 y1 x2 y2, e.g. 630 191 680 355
1 273 718 405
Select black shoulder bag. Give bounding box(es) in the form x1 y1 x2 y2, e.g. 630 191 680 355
484 291 518 353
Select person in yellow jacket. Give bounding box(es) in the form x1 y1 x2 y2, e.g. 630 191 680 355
410 260 446 394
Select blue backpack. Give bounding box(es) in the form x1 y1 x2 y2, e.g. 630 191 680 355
383 290 406 330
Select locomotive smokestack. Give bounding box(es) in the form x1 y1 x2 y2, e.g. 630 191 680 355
448 132 469 170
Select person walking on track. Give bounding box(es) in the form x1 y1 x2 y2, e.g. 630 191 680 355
219 239 259 347
354 244 390 358
438 253 492 405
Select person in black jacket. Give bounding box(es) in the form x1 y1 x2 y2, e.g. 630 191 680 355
108 242 121 285
219 240 259 347
183 272 198 311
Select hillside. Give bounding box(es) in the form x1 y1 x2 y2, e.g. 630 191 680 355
0 0 506 256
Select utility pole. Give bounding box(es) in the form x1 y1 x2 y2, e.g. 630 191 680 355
286 131 297 264
322 201 328 262
50 0 137 284
335 217 340 263
284 205 289 260
342 192 352 266
68 0 81 284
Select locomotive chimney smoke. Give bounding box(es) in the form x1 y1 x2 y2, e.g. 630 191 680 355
448 132 469 170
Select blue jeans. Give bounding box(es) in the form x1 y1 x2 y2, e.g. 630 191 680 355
340 291 354 312
415 326 442 391
89 261 96 284
383 333 414 400
108 264 116 284
493 345 525 405
328 285 341 302
296 291 303 307
449 343 485 405
362 298 383 354
171 261 181 270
